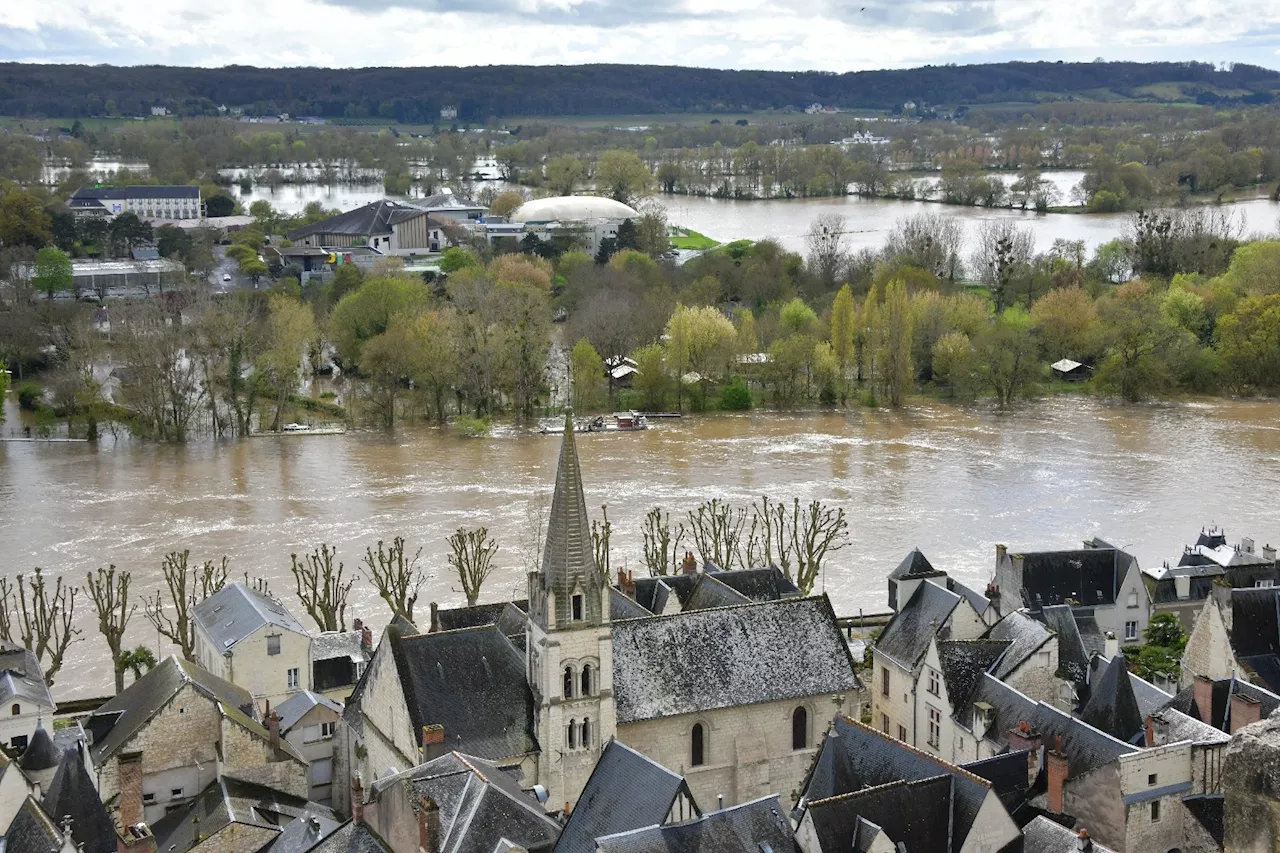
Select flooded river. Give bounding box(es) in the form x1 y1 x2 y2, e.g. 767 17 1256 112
5 396 1280 698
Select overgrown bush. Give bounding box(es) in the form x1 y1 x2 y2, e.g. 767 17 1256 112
720 379 752 410
16 381 44 411
453 415 491 437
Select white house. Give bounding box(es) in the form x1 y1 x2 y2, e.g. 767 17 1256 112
68 186 200 220
273 690 342 803
192 583 313 707
0 643 55 754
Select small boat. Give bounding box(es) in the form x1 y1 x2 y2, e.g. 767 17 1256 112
541 411 649 435
253 424 347 437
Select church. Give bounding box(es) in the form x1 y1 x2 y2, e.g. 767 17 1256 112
333 417 862 815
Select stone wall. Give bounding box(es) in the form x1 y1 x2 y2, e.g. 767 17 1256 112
1224 711 1280 853
219 712 308 798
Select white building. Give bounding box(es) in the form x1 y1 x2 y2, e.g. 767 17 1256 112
192 583 313 707
68 185 200 220
0 643 55 754
506 195 640 255
274 690 342 803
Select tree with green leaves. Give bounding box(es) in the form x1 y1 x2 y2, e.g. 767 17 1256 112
119 646 157 686
546 156 586 196
665 304 737 410
875 280 914 407
0 191 52 248
259 295 316 431
569 338 605 412
830 284 855 403
975 307 1040 409
32 247 73 300
595 150 652 205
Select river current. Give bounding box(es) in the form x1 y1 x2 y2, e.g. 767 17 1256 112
4 397 1280 698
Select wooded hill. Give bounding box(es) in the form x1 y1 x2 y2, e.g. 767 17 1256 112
0 60 1277 121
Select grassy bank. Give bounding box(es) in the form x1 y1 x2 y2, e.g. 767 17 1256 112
670 228 720 250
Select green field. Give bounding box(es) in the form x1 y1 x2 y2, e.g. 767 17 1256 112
670 228 720 250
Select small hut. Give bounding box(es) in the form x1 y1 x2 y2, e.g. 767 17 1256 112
1051 358 1092 382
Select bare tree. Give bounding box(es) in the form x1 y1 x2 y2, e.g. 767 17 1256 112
144 551 228 661
290 545 353 632
641 508 686 577
745 496 793 575
805 213 850 290
789 499 850 596
883 212 965 282
0 570 82 685
363 537 426 624
687 499 747 570
85 565 136 694
449 528 499 607
970 220 1034 313
591 505 612 584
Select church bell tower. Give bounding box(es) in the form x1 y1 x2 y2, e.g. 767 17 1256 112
527 415 616 809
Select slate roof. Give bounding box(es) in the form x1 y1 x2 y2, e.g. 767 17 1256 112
0 642 55 710
19 724 57 772
389 625 538 760
1165 676 1280 732
611 596 860 724
595 794 795 853
43 746 116 853
87 655 256 764
1022 816 1118 853
1078 654 1143 742
947 577 991 616
274 689 343 734
1150 708 1230 746
370 752 560 853
538 416 605 627
1012 548 1133 610
890 548 940 580
151 776 339 853
193 582 311 652
681 573 752 611
307 821 391 853
937 640 1011 711
875 581 963 669
803 776 955 853
71 185 200 200
1229 588 1280 657
610 588 654 621
1040 605 1090 685
798 715 994 853
1183 795 1225 848
435 602 510 632
554 739 696 853
3 795 63 853
962 751 1031 814
707 566 801 601
288 199 431 239
312 630 370 664
985 611 1053 680
417 192 485 211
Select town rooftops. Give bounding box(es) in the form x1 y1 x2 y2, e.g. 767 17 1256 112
19 724 57 773
875 581 964 669
1022 816 1118 853
0 642 54 711
150 776 340 853
306 821 389 853
1040 604 1091 685
554 739 697 853
287 198 434 240
273 689 343 734
3 796 64 853
937 639 1012 711
193 582 310 651
388 624 538 760
985 610 1054 680
1078 654 1144 742
86 655 256 763
804 775 959 853
369 752 560 853
707 566 801 601
1165 676 1280 732
1008 547 1135 610
610 595 860 724
43 746 116 853
594 794 795 853
890 548 942 580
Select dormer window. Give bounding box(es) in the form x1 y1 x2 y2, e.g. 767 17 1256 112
571 593 584 622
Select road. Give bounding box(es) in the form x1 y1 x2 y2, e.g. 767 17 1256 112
208 245 243 294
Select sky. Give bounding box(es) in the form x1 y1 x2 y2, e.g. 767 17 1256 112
2 0 1280 72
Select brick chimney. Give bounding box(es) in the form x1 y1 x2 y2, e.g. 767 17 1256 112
1230 692 1262 733
681 551 698 575
118 751 144 829
361 625 373 651
1047 736 1069 814
421 724 445 760
417 797 441 853
1145 714 1155 747
351 774 364 825
266 711 282 758
623 570 636 599
1076 828 1093 852
429 601 440 633
353 617 363 632
1193 675 1215 725
1007 721 1043 786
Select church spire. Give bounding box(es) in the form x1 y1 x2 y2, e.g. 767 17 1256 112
538 413 602 627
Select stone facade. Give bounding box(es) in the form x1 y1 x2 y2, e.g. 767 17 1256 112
1224 711 1280 853
218 714 308 798
194 606 312 707
283 703 341 802
1181 597 1235 689
183 823 277 853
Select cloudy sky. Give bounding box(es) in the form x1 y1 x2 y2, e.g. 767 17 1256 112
3 0 1279 71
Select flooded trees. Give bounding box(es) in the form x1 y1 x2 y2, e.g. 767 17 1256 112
449 527 499 607
290 544 353 632
805 213 849 291
116 302 205 441
0 568 82 685
362 537 426 624
641 508 686 577
144 550 228 661
84 565 136 694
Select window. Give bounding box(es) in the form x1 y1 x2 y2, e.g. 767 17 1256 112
792 707 809 750
1148 773 1158 786
142 793 156 804
10 704 18 716
881 667 890 697
1257 579 1275 588
927 668 940 696
881 714 890 735
571 593 584 622
897 725 907 742
1150 800 1161 822
9 735 26 751
170 787 184 798
581 664 593 697
927 707 941 748
582 718 592 749
267 634 281 656
567 719 578 749
1127 591 1138 608
691 723 706 766
320 722 335 739
312 757 333 786
1124 621 1139 641
563 666 575 699
287 667 300 689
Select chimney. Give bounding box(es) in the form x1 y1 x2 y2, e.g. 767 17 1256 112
1230 692 1262 733
266 711 282 758
417 797 441 853
1076 828 1093 852
361 625 373 651
995 543 1007 566
1047 737 1069 814
118 751 145 829
1264 543 1277 563
351 774 365 825
563 801 572 817
984 582 1001 610
1242 537 1256 555
429 601 440 633
1193 675 1215 725
681 551 698 575
353 617 363 632
421 724 445 760
1104 631 1119 659
1007 721 1043 787
1145 715 1155 747
623 570 636 599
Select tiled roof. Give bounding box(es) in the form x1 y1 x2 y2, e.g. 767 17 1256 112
937 640 1011 711
43 747 115 853
193 582 311 651
390 625 538 760
611 596 860 724
0 643 54 710
595 795 795 853
554 739 695 853
985 611 1053 680
274 689 342 734
875 581 962 669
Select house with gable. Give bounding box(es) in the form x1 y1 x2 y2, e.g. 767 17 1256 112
594 795 797 853
0 750 34 835
193 581 314 706
1180 586 1280 694
336 416 861 817
1144 527 1280 629
275 689 344 802
2 794 77 853
0 642 56 754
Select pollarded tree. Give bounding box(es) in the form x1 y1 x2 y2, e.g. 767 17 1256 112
363 537 426 624
449 527 499 607
85 565 136 694
687 499 747 570
144 551 228 661
591 505 612 584
291 544 353 632
641 508 686 577
0 568 82 685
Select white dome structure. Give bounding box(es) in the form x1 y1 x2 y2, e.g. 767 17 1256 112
510 196 640 223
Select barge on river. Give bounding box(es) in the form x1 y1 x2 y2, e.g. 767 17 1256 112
252 423 347 436
541 411 649 435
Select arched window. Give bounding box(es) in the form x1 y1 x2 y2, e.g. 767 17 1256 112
581 718 592 749
567 719 578 749
691 723 706 767
9 704 18 716
580 664 593 697
563 666 575 699
792 706 809 750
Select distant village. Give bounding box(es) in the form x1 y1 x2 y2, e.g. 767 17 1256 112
1 421 1280 852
